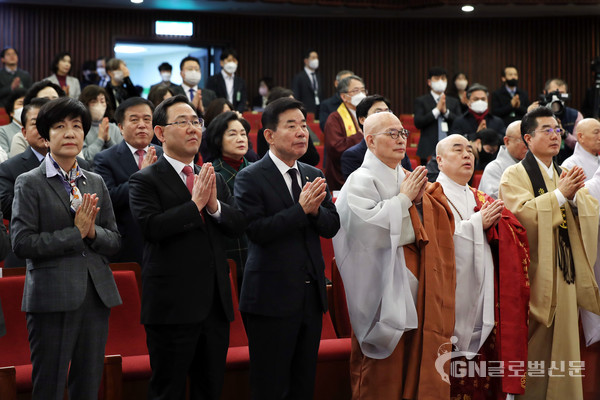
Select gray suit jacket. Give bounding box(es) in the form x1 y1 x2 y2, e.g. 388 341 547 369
11 161 122 313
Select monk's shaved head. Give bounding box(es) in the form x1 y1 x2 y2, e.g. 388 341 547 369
363 112 400 137
436 134 468 157
575 118 600 156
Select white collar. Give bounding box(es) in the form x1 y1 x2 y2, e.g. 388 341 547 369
181 82 198 92
573 142 599 163
268 150 298 176
533 154 554 179
304 66 316 75
221 69 234 80
163 153 194 176
124 141 150 157
437 171 470 193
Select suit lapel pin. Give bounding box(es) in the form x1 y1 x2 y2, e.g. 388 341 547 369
305 176 309 181
82 180 87 186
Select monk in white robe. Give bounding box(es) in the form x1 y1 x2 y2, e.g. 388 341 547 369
561 118 600 181
500 107 600 400
334 112 456 399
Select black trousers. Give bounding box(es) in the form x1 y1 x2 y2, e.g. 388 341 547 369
244 281 323 400
145 284 230 400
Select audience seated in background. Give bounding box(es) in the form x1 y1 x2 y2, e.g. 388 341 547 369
491 64 530 127
479 121 527 199
318 70 354 132
341 94 412 179
44 51 81 99
79 84 123 161
0 47 32 108
105 58 138 107
414 66 461 165
96 56 109 88
206 48 248 112
450 83 506 140
324 75 367 190
474 128 502 171
148 84 176 108
252 76 273 111
292 49 322 115
561 118 600 181
93 97 160 265
256 86 319 166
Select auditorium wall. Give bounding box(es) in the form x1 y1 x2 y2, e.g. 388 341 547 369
1 3 599 114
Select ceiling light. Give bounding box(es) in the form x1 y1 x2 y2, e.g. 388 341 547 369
131 0 143 4
462 5 474 12
114 45 147 54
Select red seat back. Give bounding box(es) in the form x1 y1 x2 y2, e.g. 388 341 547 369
0 276 30 368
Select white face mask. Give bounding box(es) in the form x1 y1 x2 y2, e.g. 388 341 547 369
470 100 488 114
350 92 367 107
160 72 171 82
97 67 107 78
455 79 468 91
431 79 447 93
184 70 201 86
90 103 107 121
308 59 319 70
12 107 23 125
112 70 124 83
223 61 237 75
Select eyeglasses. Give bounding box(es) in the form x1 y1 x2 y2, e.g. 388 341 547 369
164 118 204 129
345 88 368 96
372 129 410 140
534 127 565 137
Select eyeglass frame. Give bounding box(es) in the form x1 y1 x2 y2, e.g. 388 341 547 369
343 87 368 96
532 127 565 137
371 128 410 140
164 118 204 129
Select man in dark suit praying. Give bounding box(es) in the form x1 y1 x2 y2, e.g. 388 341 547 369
129 95 245 400
234 97 340 400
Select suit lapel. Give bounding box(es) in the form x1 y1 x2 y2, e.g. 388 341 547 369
260 156 294 208
116 140 139 176
218 74 227 97
39 162 72 214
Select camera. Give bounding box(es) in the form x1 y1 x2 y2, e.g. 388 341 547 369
538 90 569 115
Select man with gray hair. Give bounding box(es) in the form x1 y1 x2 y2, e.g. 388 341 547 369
450 83 506 140
334 111 456 398
318 69 354 131
323 74 367 190
479 121 528 198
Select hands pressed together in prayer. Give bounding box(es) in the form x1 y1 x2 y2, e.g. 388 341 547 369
300 177 327 216
558 165 586 200
481 199 504 230
192 162 219 214
141 146 158 169
400 165 428 204
75 193 99 239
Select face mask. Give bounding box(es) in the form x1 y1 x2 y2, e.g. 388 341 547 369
431 80 447 93
160 72 171 82
309 59 319 70
90 103 107 121
455 79 468 91
112 70 124 83
97 67 107 78
184 70 201 86
259 86 268 97
12 107 23 125
506 79 518 87
470 100 488 114
350 92 367 107
223 61 237 75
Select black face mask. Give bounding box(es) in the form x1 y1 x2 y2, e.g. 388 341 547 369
506 79 518 87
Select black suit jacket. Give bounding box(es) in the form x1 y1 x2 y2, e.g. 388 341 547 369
414 93 461 159
234 155 340 317
0 148 89 220
129 156 246 325
206 73 247 112
93 141 163 264
292 70 322 114
491 86 530 126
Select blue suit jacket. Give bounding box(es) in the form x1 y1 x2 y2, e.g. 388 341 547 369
234 154 340 317
93 140 163 264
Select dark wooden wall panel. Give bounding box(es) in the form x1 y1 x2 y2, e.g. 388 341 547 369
1 3 599 115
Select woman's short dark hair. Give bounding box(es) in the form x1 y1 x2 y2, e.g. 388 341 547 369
206 111 244 159
5 88 27 116
21 97 50 127
204 98 235 128
36 97 91 141
147 85 176 108
79 85 114 120
262 97 306 132
51 52 72 74
24 80 66 105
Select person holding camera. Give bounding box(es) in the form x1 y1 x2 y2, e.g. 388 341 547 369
528 78 583 163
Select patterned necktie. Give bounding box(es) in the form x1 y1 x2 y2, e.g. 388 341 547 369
288 168 301 203
135 149 145 170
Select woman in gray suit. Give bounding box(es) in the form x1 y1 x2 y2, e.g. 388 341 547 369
10 97 121 400
45 52 81 100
